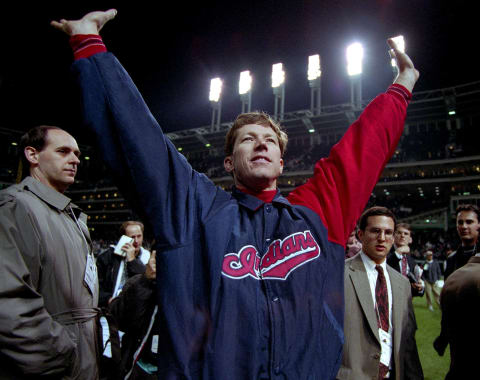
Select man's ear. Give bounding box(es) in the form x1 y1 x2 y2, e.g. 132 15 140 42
24 146 39 165
279 158 284 174
357 229 364 244
224 156 234 173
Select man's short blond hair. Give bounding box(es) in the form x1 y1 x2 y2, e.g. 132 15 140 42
119 221 144 235
224 112 288 156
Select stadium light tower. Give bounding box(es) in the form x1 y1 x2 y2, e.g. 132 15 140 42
308 54 322 115
347 42 363 109
272 63 285 120
239 70 252 113
209 77 223 131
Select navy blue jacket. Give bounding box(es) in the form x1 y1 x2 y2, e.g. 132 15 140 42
73 52 410 379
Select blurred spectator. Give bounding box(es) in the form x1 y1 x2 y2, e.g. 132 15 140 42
108 252 158 379
444 204 480 280
97 221 151 308
345 229 362 259
421 250 442 311
387 223 424 297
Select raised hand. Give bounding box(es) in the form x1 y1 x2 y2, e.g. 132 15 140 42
122 242 136 261
51 9 117 36
388 38 420 93
145 251 156 281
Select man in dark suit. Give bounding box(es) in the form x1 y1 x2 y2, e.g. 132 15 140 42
338 207 423 380
387 223 424 297
444 204 479 280
422 250 442 311
434 255 480 379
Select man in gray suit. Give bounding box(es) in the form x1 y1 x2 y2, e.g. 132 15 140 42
338 206 423 380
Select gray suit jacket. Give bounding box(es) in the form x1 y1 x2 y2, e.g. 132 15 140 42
337 253 423 380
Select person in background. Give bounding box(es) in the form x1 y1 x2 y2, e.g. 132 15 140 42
97 221 151 307
434 248 480 379
387 223 424 296
339 206 423 380
422 250 442 311
0 125 99 379
108 251 158 379
444 204 480 280
345 228 362 259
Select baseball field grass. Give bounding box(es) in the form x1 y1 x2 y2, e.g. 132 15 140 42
412 296 450 380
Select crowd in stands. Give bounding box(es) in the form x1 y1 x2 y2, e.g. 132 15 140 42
183 123 479 179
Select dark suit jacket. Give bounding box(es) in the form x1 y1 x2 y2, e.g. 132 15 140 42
444 245 477 280
435 256 480 379
337 253 423 380
422 259 442 284
387 250 424 297
96 247 148 307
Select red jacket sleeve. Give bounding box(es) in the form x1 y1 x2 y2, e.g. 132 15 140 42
287 84 411 247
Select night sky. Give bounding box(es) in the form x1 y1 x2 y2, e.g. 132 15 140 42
0 1 475 142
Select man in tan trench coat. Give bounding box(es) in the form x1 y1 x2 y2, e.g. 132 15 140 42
0 125 99 379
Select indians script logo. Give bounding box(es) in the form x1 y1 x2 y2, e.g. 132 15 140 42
221 230 320 280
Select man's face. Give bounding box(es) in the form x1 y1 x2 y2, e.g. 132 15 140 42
224 124 283 192
125 224 143 254
358 215 395 264
394 226 412 248
27 129 80 193
456 210 480 246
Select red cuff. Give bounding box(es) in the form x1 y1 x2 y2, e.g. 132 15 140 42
387 84 412 106
69 34 107 60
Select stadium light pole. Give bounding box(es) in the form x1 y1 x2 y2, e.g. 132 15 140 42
308 54 322 115
347 42 363 109
209 77 223 131
239 70 252 113
272 63 285 121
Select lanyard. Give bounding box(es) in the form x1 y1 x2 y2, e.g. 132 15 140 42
69 205 91 258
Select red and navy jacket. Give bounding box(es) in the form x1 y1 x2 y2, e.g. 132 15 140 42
72 37 410 379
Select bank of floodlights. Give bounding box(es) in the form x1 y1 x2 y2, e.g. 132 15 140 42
209 77 223 131
346 42 363 109
272 63 285 120
308 54 322 115
203 39 415 125
239 70 252 113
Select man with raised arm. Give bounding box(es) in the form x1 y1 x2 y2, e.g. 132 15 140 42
52 10 419 379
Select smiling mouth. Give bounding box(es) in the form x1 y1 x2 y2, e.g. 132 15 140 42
251 156 271 163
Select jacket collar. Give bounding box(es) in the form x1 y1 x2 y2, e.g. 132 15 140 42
231 186 291 211
468 256 480 264
21 176 73 211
